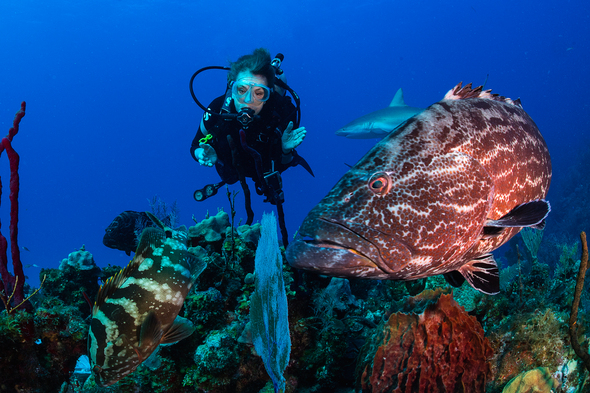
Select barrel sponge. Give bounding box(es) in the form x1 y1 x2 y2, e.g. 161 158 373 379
358 290 493 393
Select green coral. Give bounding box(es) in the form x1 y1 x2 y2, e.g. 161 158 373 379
514 309 568 370
183 287 225 337
183 329 241 389
119 356 184 393
0 309 31 341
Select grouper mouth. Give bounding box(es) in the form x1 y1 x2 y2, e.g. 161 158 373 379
303 218 376 257
286 217 402 279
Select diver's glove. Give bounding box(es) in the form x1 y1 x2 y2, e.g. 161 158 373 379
281 121 307 154
195 143 218 167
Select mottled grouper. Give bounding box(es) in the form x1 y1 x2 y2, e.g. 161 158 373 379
287 83 551 295
89 213 206 386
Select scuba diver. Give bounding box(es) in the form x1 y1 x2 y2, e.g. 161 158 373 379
190 48 314 246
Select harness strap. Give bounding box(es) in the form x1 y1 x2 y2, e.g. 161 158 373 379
239 129 268 194
227 135 254 225
238 129 289 245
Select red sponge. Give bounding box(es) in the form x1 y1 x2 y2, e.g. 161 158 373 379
359 290 493 393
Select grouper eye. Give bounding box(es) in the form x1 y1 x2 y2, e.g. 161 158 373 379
368 172 391 195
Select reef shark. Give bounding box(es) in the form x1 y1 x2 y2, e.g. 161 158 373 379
335 88 424 139
288 83 552 295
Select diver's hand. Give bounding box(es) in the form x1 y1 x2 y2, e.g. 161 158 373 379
195 143 217 167
281 121 307 153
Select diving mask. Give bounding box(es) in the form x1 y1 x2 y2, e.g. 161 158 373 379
232 79 271 103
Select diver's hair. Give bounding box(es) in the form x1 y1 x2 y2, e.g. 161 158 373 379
228 48 275 89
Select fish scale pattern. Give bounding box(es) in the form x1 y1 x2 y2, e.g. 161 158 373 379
288 83 551 290
88 224 204 386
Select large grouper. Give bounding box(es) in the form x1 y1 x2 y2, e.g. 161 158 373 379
286 83 551 295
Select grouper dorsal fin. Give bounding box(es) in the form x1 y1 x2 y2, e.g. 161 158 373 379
389 88 406 107
146 211 165 230
444 82 522 107
145 211 187 239
93 227 165 314
93 258 143 314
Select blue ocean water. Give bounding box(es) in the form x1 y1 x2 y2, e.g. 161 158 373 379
0 0 588 287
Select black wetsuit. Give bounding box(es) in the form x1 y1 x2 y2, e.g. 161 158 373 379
191 92 310 196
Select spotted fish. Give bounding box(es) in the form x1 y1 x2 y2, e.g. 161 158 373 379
286 83 551 295
88 214 207 386
103 210 172 256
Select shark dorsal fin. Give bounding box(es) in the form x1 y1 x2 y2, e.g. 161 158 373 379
389 88 406 107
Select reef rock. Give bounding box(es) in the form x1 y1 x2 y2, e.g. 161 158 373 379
357 289 493 393
59 245 99 272
237 222 261 245
501 367 560 393
189 211 231 245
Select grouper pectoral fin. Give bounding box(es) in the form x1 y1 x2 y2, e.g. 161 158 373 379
160 317 196 344
484 200 551 228
139 311 164 351
456 254 500 295
443 271 465 288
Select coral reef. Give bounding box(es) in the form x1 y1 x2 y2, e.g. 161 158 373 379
0 295 88 392
501 367 559 393
2 184 590 392
486 308 569 389
0 104 88 392
470 230 590 392
569 232 590 373
356 289 493 393
41 245 101 316
249 212 291 393
189 210 231 246
0 101 31 313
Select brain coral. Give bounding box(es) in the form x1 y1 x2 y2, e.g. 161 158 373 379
358 290 493 393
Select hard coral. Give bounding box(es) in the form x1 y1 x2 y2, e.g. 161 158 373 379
501 367 559 393
486 308 570 391
189 211 231 246
358 289 493 393
41 246 101 316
